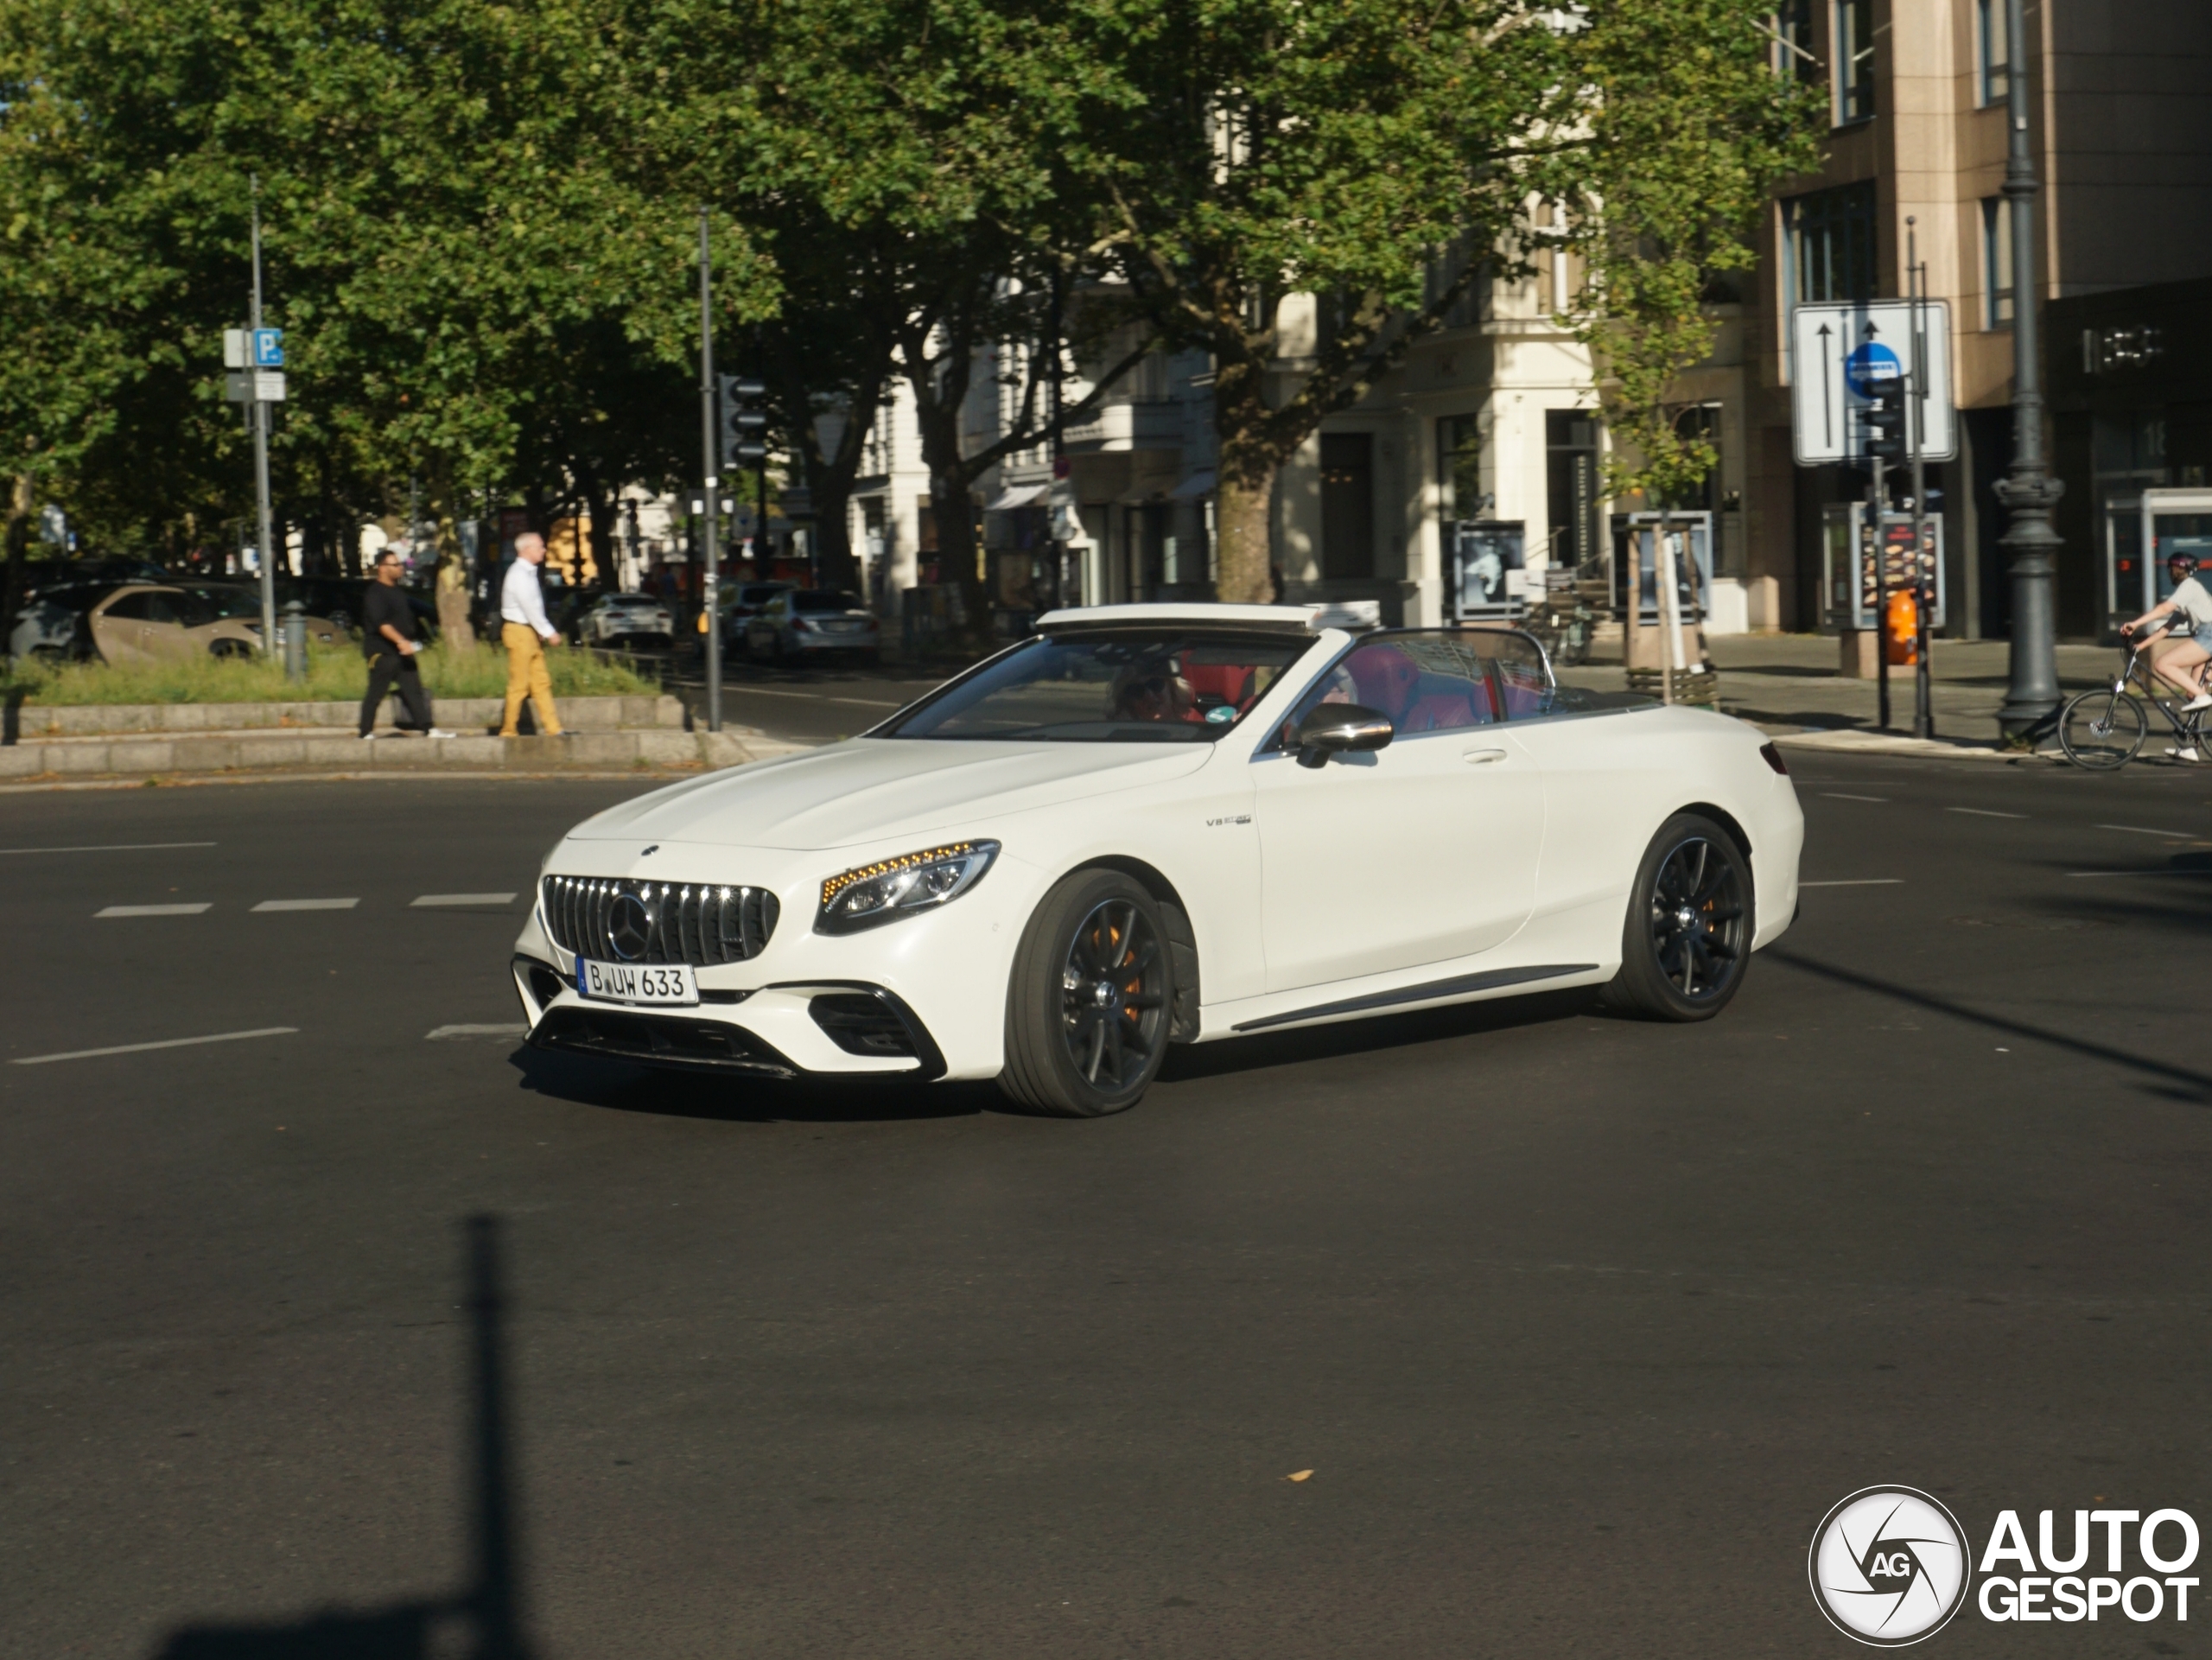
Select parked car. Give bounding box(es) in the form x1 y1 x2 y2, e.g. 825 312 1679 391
721 581 796 646
8 582 113 663
510 605 1804 1117
86 584 343 663
741 588 881 664
258 576 438 643
576 592 674 648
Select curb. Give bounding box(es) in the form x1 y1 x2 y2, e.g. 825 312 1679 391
1761 726 2057 763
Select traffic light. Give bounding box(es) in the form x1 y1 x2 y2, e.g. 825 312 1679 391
718 375 767 469
1862 385 1906 462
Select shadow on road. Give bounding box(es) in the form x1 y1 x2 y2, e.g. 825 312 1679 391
1158 986 1599 1083
507 1043 992 1123
1770 949 2212 1103
151 1217 533 1660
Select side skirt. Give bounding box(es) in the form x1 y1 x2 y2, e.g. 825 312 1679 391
1228 964 1601 1034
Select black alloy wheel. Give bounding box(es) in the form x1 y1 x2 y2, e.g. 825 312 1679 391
1001 869 1174 1116
1603 812 1752 1021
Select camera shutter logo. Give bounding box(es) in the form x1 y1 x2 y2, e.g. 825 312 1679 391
1809 1487 1971 1646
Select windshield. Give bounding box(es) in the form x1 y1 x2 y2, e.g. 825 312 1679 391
791 590 863 614
882 630 1316 743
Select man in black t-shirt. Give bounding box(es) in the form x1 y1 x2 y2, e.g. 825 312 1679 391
359 549 451 739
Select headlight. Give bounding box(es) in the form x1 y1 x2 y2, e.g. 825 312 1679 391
817 840 1000 934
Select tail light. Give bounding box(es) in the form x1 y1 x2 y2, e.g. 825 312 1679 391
1758 741 1789 775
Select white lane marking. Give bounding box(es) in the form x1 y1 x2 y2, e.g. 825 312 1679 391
252 898 359 913
1799 879 1905 887
2068 868 2212 879
13 1027 297 1065
2096 823 2194 838
410 893 518 907
1819 792 1889 803
0 841 218 855
426 1023 529 1040
96 902 212 917
728 686 904 708
1946 807 2028 819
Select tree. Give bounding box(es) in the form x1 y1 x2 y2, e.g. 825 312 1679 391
1062 0 1821 603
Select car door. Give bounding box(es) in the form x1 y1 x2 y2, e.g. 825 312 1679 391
91 589 158 661
1250 633 1545 993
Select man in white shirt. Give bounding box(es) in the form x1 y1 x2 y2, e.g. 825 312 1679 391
498 532 566 738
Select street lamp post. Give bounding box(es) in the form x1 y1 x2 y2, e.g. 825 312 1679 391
1994 0 2063 742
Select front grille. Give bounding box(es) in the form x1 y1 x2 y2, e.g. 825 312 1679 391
531 1007 796 1077
540 875 779 967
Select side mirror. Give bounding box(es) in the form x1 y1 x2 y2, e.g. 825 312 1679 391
1294 702 1394 768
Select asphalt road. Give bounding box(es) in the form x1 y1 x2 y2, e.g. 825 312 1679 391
4 752 2212 1658
663 652 951 744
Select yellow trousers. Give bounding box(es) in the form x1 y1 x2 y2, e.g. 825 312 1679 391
499 623 563 735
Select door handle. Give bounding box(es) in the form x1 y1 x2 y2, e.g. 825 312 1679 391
1462 747 1508 765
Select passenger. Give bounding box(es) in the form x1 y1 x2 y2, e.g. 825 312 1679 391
1109 664 1198 723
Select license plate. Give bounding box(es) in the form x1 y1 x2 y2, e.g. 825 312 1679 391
575 957 698 1006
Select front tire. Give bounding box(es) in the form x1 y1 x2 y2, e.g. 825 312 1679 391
2057 689 2146 770
1603 813 1752 1021
1000 869 1173 1117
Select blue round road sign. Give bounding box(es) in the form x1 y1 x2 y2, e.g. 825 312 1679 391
1845 340 1901 398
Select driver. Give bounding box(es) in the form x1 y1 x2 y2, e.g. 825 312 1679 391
2120 552 2212 712
1109 662 1198 723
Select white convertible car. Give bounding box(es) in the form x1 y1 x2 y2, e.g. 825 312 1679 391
511 604 1802 1116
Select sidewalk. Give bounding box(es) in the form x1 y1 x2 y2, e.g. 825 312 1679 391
1556 634 2115 758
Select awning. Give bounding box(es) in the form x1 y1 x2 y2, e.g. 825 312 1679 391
1169 468 1217 499
982 483 1047 512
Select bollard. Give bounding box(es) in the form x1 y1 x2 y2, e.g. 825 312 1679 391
281 599 308 681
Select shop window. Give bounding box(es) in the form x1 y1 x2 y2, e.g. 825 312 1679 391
1545 410 1602 576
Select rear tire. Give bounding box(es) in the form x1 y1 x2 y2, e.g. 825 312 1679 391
2057 689 2146 770
209 639 252 661
1602 813 1752 1022
1000 869 1173 1117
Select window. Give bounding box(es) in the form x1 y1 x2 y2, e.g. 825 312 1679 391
1834 0 1875 123
883 630 1313 744
1786 181 1878 304
101 591 155 621
1319 433 1375 580
1982 195 2015 327
1977 0 2010 105
1772 0 1817 83
1439 415 1487 523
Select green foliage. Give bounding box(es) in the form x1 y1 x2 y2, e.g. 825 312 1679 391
0 639 653 704
1562 0 1826 511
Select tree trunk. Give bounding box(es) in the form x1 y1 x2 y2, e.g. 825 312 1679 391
428 467 477 651
930 468 988 647
4 472 35 623
1212 467 1277 605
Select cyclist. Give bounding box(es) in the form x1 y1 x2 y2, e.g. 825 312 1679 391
2120 551 2212 713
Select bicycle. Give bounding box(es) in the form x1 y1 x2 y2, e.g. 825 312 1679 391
2056 614 2209 769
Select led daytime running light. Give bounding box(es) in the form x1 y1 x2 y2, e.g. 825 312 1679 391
821 843 984 909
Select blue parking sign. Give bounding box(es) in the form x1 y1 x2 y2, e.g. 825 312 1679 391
251 328 284 367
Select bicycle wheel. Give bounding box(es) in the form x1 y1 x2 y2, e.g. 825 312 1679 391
2057 689 2147 769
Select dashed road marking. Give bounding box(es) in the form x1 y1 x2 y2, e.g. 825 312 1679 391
0 841 218 855
96 902 212 918
1820 793 1889 803
251 898 360 913
426 1023 529 1040
410 893 518 908
1799 879 1905 887
13 1027 297 1065
1947 807 2028 819
2097 824 2193 838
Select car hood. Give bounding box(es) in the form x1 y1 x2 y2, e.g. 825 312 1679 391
567 739 1215 852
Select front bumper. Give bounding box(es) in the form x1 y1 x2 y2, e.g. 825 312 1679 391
511 843 1042 1082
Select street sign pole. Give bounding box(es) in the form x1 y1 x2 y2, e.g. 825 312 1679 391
1909 219 1935 740
697 208 721 735
1871 450 1890 731
249 177 277 655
